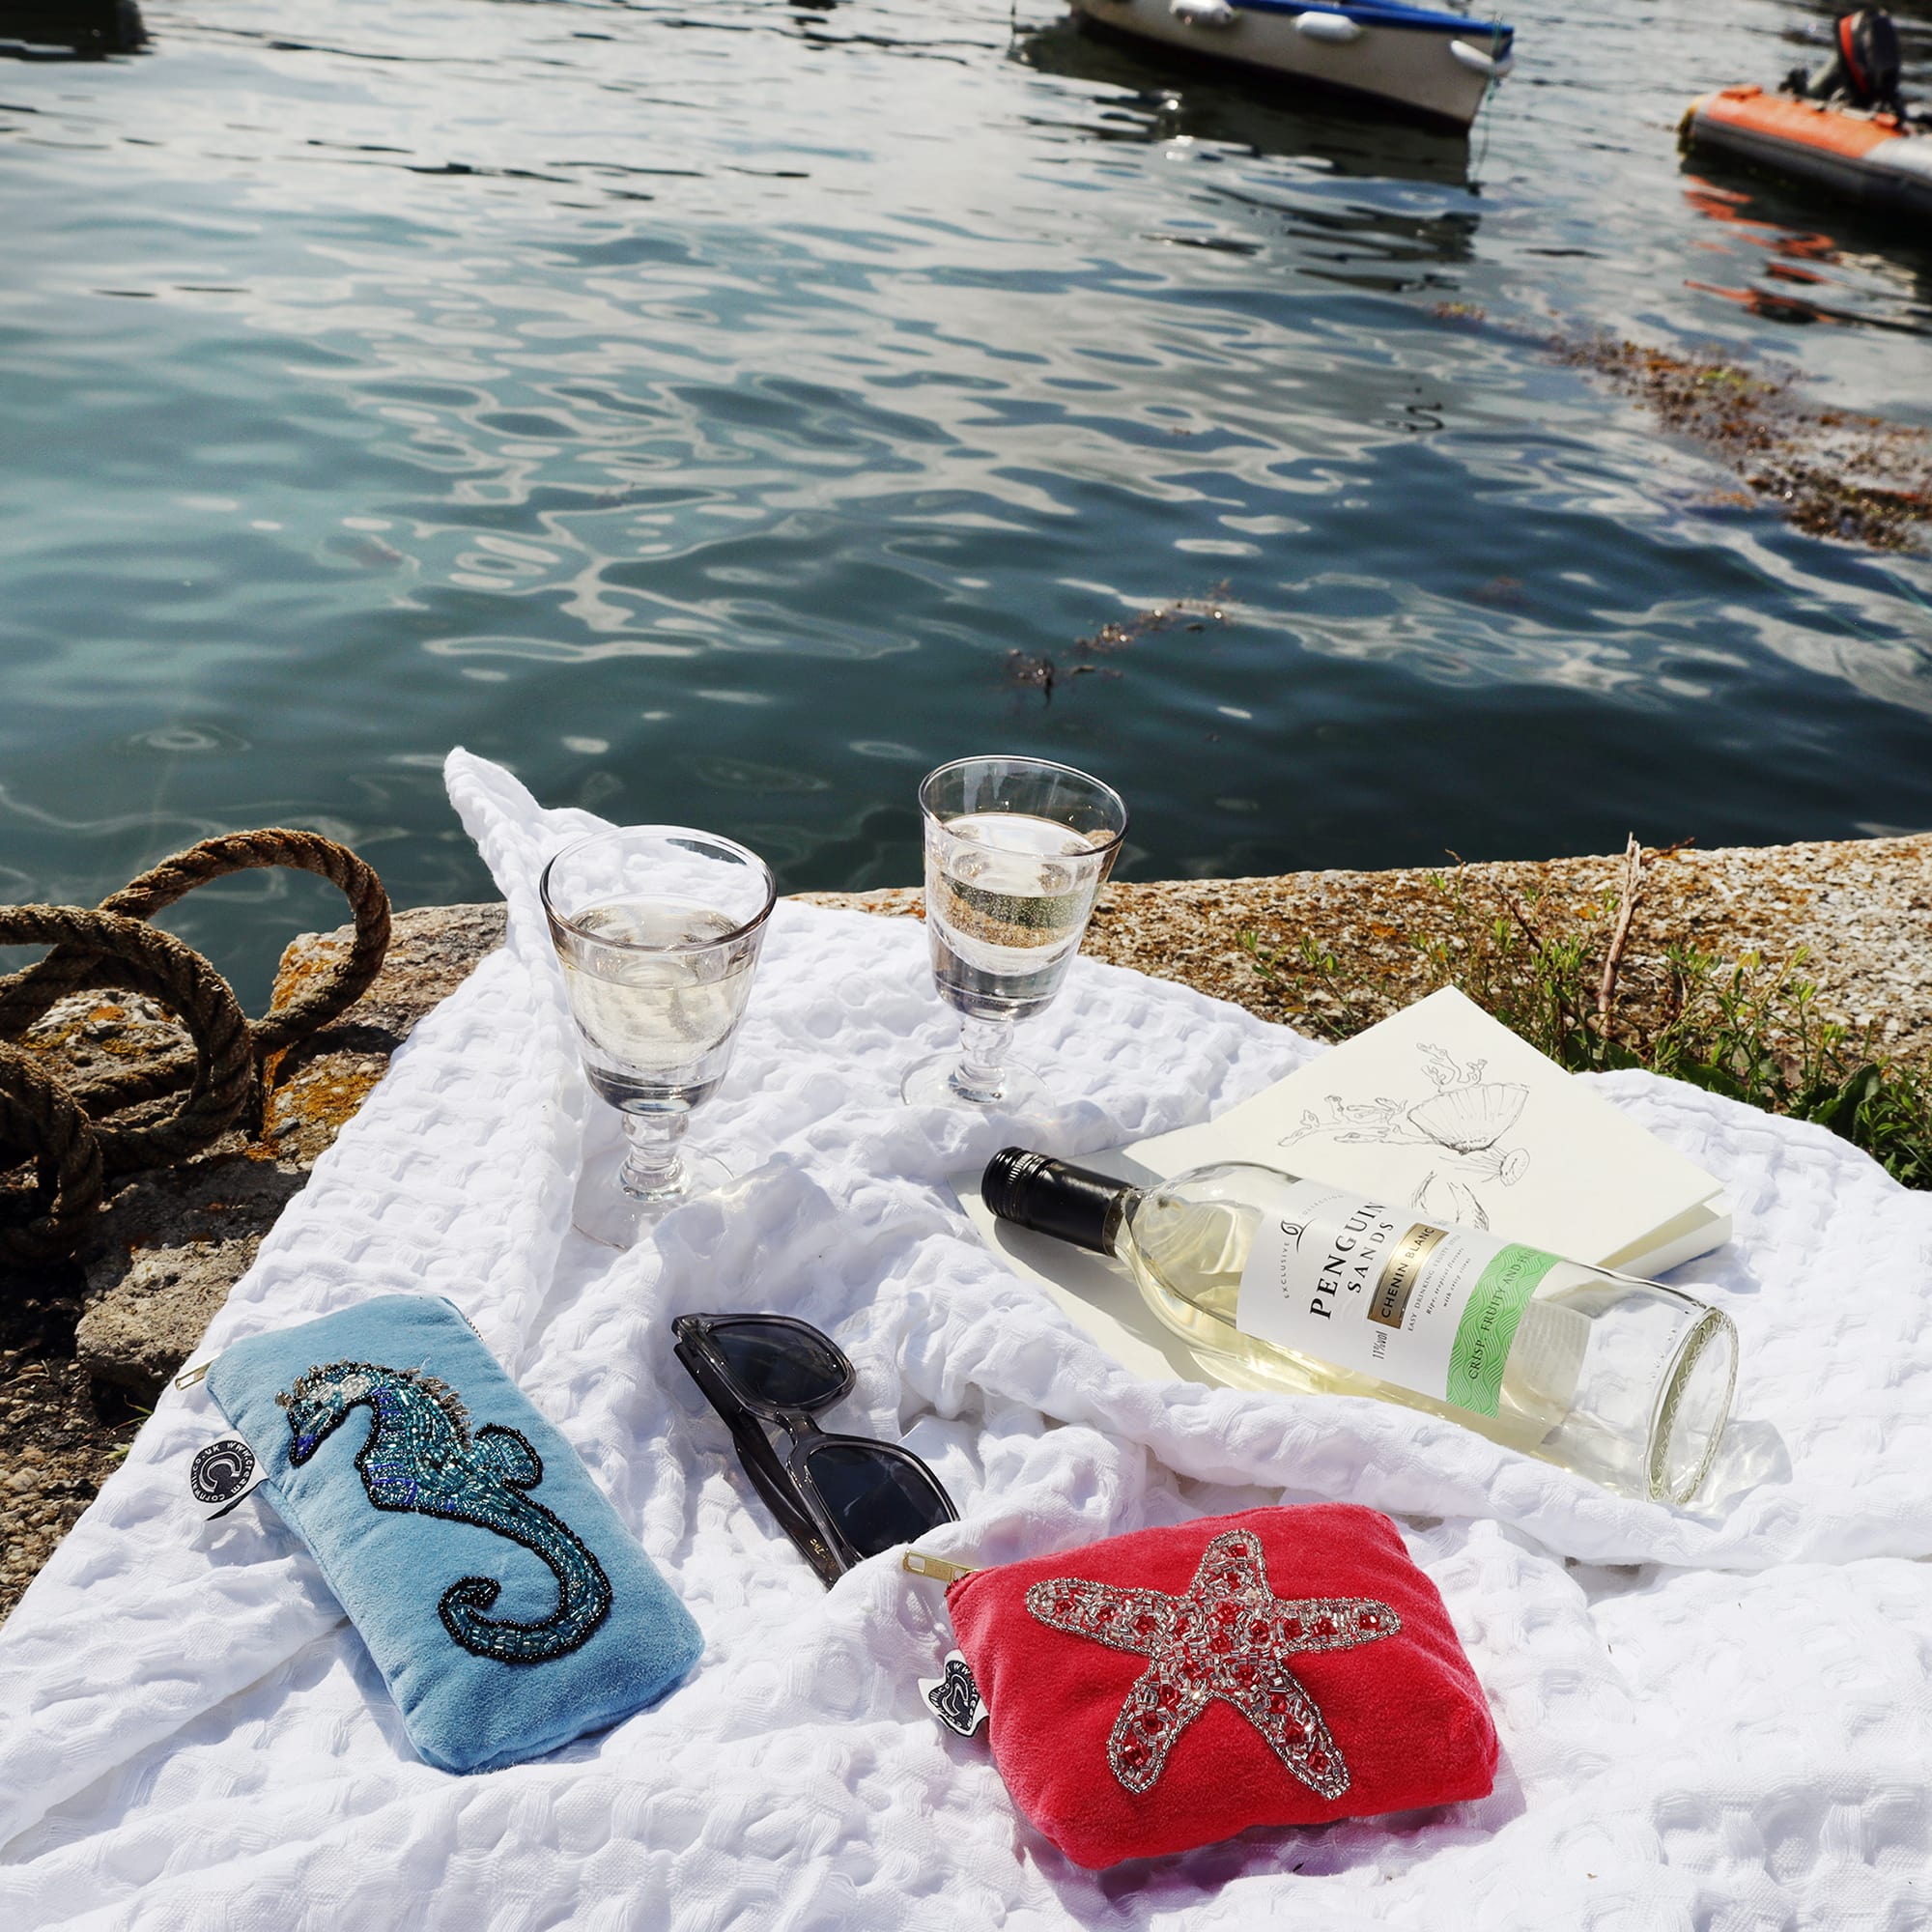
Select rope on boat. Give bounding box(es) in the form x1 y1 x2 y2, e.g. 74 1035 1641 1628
1469 6 1508 184
0 832 390 1270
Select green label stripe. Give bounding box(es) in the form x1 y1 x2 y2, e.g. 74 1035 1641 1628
1444 1244 1563 1419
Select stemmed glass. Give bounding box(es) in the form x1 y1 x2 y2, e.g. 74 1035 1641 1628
542 827 776 1246
900 755 1127 1115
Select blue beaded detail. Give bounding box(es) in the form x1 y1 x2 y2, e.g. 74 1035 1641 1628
278 1359 613 1665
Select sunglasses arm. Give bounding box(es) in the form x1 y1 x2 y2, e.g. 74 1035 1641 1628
723 1410 848 1590
675 1333 848 1586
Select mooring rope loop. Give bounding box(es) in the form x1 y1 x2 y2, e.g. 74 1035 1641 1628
0 828 391 1088
0 1039 106 1268
0 830 390 1271
0 905 256 1175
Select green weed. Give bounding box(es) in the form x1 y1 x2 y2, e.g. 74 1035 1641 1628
1243 847 1932 1191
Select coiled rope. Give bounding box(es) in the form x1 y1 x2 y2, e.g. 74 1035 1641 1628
0 831 390 1269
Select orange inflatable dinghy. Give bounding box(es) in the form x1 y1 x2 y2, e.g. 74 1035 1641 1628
1682 86 1932 219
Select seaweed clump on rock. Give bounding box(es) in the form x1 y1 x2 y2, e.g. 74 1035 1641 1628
1556 332 1932 553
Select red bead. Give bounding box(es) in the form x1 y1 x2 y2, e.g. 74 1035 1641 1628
1036 1536 1383 1802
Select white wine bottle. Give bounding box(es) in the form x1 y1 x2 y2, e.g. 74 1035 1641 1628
983 1149 1738 1505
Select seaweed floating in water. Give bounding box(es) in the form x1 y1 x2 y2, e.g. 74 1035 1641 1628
1003 583 1232 703
1077 581 1232 655
1554 332 1932 553
1003 651 1061 698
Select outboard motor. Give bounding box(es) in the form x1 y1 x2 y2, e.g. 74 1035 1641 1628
1785 11 1907 119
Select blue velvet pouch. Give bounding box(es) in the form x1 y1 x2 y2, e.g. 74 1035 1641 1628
206 1293 701 1774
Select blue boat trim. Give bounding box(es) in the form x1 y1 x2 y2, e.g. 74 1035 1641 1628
1225 1 1514 40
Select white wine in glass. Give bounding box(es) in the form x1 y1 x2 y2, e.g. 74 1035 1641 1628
902 756 1127 1114
558 897 759 1115
543 828 775 1246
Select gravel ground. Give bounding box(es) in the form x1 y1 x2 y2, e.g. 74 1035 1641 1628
0 1264 146 1621
801 831 1932 1065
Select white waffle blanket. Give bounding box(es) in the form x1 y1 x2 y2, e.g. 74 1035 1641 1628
4 752 1932 1929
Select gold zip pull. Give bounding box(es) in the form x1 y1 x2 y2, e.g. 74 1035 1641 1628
902 1550 977 1585
174 1361 212 1391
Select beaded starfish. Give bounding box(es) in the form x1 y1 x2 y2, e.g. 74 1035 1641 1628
1025 1527 1400 1798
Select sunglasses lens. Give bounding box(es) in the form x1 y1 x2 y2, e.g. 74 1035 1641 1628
708 1319 848 1409
802 1441 952 1559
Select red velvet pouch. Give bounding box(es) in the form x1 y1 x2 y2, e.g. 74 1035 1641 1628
945 1503 1496 1869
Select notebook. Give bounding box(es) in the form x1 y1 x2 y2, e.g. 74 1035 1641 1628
954 987 1732 1387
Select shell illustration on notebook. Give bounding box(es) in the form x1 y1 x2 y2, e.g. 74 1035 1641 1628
1278 1040 1530 1230
278 1359 613 1664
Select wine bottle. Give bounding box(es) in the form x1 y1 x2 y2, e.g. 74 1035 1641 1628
982 1149 1738 1505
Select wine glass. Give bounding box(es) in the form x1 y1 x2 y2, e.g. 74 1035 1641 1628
542 827 776 1246
900 755 1127 1115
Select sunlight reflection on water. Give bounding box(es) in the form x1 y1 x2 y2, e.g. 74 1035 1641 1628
0 0 1929 996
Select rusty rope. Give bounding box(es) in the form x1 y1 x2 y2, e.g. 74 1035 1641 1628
0 831 391 1270
0 1040 105 1267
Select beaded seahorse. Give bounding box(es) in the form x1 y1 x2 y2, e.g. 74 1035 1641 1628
278 1359 612 1664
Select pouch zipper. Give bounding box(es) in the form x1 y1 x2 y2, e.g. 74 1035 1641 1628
902 1550 978 1585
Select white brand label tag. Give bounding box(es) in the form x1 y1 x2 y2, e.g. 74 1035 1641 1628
919 1651 987 1736
188 1437 267 1520
1234 1180 1572 1420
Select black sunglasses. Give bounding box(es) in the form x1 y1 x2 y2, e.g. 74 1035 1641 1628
671 1313 958 1589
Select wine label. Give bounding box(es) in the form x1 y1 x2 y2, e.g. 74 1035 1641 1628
1234 1182 1561 1419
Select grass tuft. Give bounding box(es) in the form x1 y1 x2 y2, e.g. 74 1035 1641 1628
1243 840 1932 1191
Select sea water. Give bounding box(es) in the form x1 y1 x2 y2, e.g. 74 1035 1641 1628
0 0 1927 1005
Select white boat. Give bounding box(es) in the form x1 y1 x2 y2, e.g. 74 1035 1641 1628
1065 0 1515 131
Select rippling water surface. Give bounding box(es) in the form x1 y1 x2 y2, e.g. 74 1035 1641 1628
2 0 1929 996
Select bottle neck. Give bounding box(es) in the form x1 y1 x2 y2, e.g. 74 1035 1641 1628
981 1149 1141 1258
1091 1186 1139 1259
